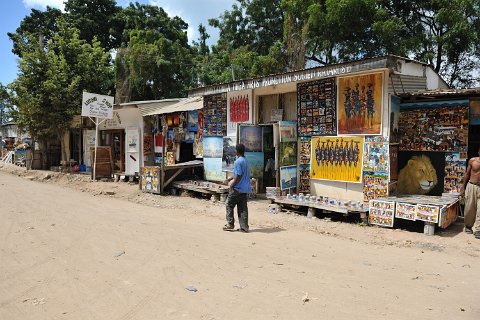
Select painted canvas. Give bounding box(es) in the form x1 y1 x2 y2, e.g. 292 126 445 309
187 110 199 132
279 121 297 142
262 126 274 153
166 152 175 166
227 90 252 136
298 164 311 193
143 134 153 155
368 200 395 227
245 152 264 179
203 137 223 158
299 137 311 165
194 133 203 158
203 93 227 136
390 95 401 143
470 99 480 125
395 202 416 221
363 171 389 201
415 204 440 223
222 136 237 172
363 141 389 173
397 151 445 196
184 132 195 143
239 125 263 152
399 101 469 152
280 165 298 190
297 78 337 136
279 141 297 167
311 136 364 183
140 167 160 193
337 73 383 135
204 157 226 182
444 152 466 194
154 133 163 153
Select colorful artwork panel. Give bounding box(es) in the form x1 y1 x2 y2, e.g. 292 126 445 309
239 125 263 152
279 141 297 167
397 151 445 196
337 73 383 135
279 121 297 142
140 167 160 193
203 93 227 136
298 164 311 193
415 204 440 223
299 137 311 165
187 110 199 132
222 136 236 172
363 141 389 173
245 152 264 179
185 132 195 143
227 90 252 136
399 101 468 152
368 200 395 227
297 78 336 136
395 202 416 221
311 136 364 183
204 157 226 182
444 152 466 194
280 165 298 190
203 137 223 158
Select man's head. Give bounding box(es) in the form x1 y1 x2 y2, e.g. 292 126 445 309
236 144 246 157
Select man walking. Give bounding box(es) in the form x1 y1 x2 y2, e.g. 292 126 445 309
224 143 251 233
462 149 480 239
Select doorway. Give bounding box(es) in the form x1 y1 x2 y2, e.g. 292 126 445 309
100 129 125 172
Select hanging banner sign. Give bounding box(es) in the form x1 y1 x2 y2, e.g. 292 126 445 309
82 92 114 119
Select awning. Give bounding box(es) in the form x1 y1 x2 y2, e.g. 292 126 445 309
116 99 182 116
145 96 203 116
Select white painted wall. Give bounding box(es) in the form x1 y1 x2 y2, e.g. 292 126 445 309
96 107 144 173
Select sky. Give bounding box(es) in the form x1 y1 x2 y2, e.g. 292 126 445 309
0 0 236 86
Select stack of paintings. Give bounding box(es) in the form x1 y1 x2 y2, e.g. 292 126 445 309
203 93 227 137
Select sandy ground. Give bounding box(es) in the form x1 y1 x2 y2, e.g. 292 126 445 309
0 164 479 320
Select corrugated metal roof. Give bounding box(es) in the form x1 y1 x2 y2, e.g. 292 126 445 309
145 96 203 116
399 87 480 98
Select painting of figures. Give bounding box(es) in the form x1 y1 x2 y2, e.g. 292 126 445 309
337 73 383 135
310 136 364 183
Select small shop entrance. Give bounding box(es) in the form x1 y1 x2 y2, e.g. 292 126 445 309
260 124 276 190
100 129 125 172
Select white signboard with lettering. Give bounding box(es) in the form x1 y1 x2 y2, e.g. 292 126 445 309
82 92 114 119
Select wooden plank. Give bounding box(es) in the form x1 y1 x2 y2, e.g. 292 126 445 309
164 168 185 189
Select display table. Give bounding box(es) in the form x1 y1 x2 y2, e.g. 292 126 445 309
368 195 460 235
172 180 229 195
273 196 368 216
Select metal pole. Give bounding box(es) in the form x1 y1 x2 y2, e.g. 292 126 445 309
93 118 99 181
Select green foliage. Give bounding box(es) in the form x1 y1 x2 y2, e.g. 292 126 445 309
64 0 120 50
10 21 112 142
7 6 62 57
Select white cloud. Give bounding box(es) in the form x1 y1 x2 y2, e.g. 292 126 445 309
23 0 65 11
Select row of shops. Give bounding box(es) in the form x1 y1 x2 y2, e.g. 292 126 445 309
60 55 480 231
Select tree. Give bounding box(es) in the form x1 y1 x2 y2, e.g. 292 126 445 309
64 0 120 51
114 3 194 102
7 6 62 57
0 83 10 124
10 21 112 163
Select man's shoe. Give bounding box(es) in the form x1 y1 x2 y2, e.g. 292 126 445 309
474 232 480 239
237 228 249 233
464 226 473 234
223 224 235 231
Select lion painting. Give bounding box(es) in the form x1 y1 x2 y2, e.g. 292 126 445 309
397 155 438 195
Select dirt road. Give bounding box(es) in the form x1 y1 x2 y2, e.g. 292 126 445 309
0 170 479 319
